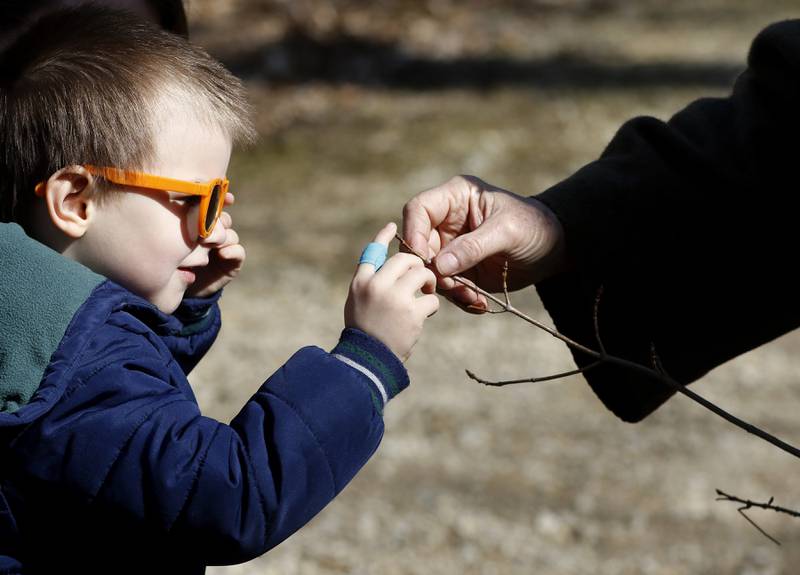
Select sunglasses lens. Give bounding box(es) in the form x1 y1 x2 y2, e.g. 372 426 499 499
205 184 222 234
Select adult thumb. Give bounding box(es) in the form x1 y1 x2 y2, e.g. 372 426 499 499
434 218 508 276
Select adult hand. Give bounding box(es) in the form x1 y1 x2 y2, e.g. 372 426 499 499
402 175 567 313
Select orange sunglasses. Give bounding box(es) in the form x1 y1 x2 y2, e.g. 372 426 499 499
35 165 229 238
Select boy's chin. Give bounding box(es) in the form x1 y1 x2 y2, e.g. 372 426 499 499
101 272 185 314
148 290 184 315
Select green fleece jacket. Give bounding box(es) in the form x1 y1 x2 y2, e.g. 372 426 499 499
0 223 103 413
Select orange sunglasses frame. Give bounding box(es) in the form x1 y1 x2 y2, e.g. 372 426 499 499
34 165 229 238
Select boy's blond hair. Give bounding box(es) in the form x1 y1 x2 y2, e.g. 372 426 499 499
0 5 255 224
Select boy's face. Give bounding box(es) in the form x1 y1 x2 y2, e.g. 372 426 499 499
76 115 232 313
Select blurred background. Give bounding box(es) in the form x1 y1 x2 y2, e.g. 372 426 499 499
182 1 800 573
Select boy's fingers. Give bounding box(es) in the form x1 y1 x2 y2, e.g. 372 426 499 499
220 211 233 228
421 275 437 295
420 267 437 295
224 192 235 206
218 227 239 248
217 243 245 262
372 252 423 285
396 266 436 294
354 222 396 281
416 293 440 319
372 221 397 245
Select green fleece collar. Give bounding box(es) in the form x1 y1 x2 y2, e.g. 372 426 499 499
0 223 104 413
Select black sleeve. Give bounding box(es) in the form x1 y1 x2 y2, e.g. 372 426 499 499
534 20 800 422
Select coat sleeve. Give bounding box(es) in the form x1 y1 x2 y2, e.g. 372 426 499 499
160 291 223 374
9 323 407 566
534 20 800 422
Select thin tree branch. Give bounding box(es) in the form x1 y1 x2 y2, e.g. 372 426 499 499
651 342 667 376
594 285 607 356
716 489 800 544
396 233 598 355
484 260 511 314
502 260 510 307
466 361 602 387
716 489 800 518
395 234 800 461
737 507 781 546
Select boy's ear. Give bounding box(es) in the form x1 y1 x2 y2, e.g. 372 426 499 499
42 165 97 238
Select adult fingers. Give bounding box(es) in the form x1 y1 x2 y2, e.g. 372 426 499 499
402 177 471 258
401 193 441 258
438 272 488 313
354 222 396 281
433 215 511 277
444 284 488 313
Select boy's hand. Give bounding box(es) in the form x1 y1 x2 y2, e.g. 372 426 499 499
186 193 245 298
345 222 440 362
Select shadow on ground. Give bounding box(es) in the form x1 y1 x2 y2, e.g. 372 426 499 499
224 28 744 90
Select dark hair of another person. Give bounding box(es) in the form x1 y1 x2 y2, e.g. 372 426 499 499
0 0 188 38
147 0 189 37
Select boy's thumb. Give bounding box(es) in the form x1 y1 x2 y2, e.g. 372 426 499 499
434 220 506 276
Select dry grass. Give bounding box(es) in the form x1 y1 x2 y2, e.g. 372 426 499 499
177 2 800 573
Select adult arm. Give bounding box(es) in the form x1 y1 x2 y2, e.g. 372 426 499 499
534 20 800 421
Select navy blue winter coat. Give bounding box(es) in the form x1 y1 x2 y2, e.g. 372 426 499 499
0 223 408 574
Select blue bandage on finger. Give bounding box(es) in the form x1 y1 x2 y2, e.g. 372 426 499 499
359 242 388 271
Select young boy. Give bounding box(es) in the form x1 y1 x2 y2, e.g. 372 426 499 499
0 6 438 574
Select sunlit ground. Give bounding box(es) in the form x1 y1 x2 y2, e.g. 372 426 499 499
181 2 800 573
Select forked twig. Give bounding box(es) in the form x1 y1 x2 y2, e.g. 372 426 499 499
466 361 602 387
716 489 800 545
395 234 800 539
395 233 800 461
396 233 598 355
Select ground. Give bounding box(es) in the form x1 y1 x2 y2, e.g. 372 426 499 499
181 2 800 573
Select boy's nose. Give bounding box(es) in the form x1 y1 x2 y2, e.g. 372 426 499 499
199 215 227 247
